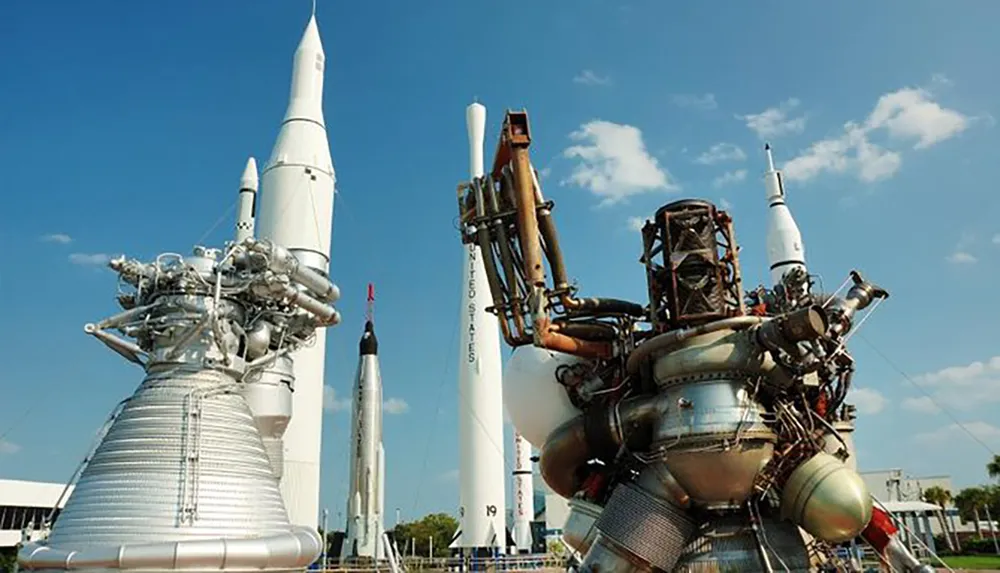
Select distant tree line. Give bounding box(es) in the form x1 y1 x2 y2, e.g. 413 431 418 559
922 454 1000 555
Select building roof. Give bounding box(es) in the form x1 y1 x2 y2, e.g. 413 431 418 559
877 500 942 513
0 479 73 508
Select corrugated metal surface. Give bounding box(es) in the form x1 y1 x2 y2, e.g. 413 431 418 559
47 366 290 549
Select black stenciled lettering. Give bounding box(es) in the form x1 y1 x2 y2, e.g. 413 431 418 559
486 505 497 517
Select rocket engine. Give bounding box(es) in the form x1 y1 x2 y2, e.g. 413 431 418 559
18 163 341 573
455 110 925 572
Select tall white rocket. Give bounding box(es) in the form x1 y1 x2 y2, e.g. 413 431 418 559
452 102 507 554
342 284 386 561
763 143 807 285
254 11 335 528
512 433 535 553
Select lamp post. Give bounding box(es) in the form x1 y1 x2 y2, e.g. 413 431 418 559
321 508 329 570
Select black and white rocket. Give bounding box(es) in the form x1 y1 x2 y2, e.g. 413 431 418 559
341 284 386 561
763 143 808 285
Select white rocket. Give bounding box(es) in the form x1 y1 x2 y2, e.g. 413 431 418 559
342 284 386 561
235 158 258 242
254 10 336 528
511 433 535 554
763 143 808 286
450 102 507 555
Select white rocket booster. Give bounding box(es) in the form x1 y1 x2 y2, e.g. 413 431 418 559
451 102 507 553
763 143 808 286
512 433 535 554
235 158 258 242
342 284 386 561
254 11 336 528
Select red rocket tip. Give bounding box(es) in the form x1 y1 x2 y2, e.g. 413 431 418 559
365 283 375 324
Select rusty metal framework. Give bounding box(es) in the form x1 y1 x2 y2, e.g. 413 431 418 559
639 199 745 333
456 110 644 360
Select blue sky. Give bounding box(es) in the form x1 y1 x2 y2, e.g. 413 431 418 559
2 0 999 526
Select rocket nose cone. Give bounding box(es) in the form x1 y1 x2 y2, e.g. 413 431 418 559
240 157 259 191
298 15 324 53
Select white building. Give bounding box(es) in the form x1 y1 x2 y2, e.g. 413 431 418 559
0 479 73 548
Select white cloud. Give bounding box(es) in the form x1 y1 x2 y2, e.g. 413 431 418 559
712 169 747 188
573 70 611 86
847 387 887 415
931 73 954 88
902 396 940 414
69 253 113 267
865 88 970 150
992 233 1000 245
739 98 807 139
671 93 717 111
946 232 978 264
906 355 1000 411
695 143 746 165
719 198 733 210
562 120 677 205
626 216 646 232
384 397 409 415
41 233 73 244
915 421 1000 447
946 251 977 264
0 440 20 455
781 85 970 184
539 167 552 180
323 385 350 412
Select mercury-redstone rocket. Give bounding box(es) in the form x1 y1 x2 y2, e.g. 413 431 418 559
511 433 535 554
254 10 336 528
341 284 386 561
450 101 507 556
763 143 807 286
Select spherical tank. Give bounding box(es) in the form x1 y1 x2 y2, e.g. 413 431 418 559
502 346 583 449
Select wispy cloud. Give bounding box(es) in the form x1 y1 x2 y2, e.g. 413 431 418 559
562 120 678 206
573 70 611 86
739 98 807 140
671 93 717 111
847 387 887 415
719 198 733 211
626 216 646 232
0 440 21 455
439 469 459 482
946 232 977 265
41 233 73 244
779 82 974 184
904 355 1000 411
915 421 1000 448
695 143 746 165
384 397 409 415
946 251 977 265
69 253 113 267
712 169 747 188
323 385 351 412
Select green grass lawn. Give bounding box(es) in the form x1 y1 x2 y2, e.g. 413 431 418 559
937 554 1000 570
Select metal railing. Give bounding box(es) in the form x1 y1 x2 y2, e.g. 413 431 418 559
319 554 568 572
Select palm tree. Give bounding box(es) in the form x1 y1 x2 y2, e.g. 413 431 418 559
956 487 989 540
988 455 1000 481
923 486 958 551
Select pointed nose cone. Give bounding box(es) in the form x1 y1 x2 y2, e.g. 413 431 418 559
360 320 378 355
282 14 327 125
298 15 324 55
240 157 259 192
